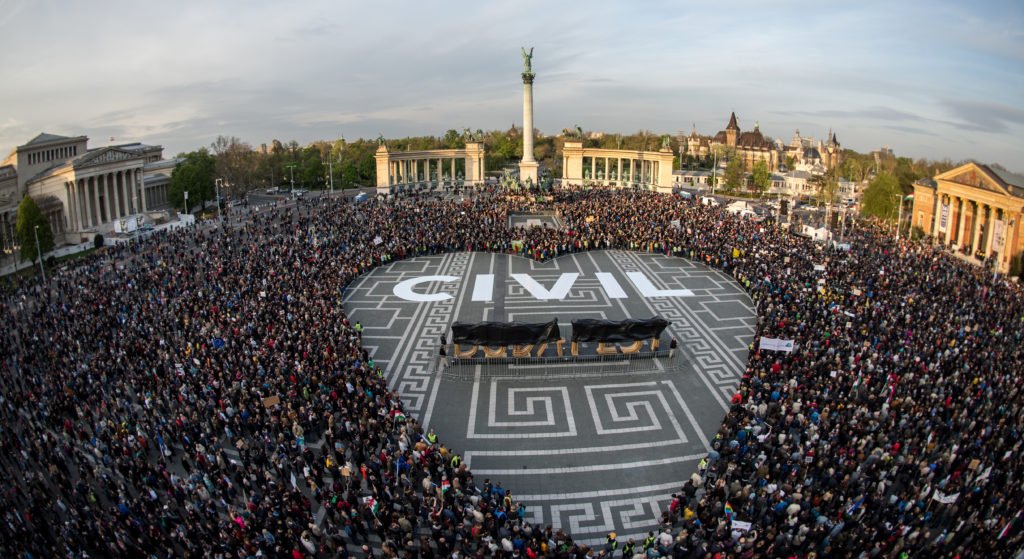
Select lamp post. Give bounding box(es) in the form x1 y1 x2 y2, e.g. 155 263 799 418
286 164 296 192
33 225 45 284
183 190 189 216
215 179 224 225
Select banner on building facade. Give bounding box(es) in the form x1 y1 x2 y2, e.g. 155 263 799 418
938 203 950 233
993 219 1007 251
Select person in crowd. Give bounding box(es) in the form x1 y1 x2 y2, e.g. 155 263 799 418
0 187 1020 558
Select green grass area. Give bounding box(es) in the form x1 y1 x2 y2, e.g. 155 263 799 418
3 247 98 282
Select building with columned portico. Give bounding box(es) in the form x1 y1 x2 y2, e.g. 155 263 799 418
0 133 174 250
912 161 1024 275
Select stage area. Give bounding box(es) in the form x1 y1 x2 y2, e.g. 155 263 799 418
343 250 755 543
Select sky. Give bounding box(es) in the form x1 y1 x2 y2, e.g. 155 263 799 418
1 0 1022 171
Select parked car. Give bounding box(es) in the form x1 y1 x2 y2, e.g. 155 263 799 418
292 189 308 197
266 187 279 194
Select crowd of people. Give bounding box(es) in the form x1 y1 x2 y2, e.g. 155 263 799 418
0 186 1022 558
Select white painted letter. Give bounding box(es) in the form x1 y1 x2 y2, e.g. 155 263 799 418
393 276 459 302
511 273 579 300
472 274 494 302
595 273 628 299
626 272 693 298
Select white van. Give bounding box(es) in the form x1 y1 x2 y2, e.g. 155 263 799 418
700 196 720 207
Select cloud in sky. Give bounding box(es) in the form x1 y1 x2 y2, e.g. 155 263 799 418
0 0 1021 169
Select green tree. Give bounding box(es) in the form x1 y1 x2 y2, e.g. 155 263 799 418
16 195 54 264
170 149 216 211
722 158 744 193
814 169 841 207
442 129 463 148
860 172 903 223
750 160 771 196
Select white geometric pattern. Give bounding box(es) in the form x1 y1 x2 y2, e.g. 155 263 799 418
344 250 755 540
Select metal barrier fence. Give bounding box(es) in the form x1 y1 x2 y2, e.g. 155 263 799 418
439 350 678 381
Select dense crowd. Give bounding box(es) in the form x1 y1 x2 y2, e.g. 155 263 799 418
1 188 1022 558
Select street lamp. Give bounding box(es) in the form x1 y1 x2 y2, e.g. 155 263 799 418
215 178 224 225
33 225 45 284
285 164 296 192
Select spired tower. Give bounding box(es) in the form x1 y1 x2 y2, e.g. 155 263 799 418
518 47 539 184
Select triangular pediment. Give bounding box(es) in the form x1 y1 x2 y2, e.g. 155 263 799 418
74 147 140 169
936 162 1010 196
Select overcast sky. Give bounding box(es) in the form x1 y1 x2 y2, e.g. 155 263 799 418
1 0 1022 170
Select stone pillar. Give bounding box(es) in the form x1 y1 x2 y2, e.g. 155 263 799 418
957 197 969 248
973 204 985 255
985 207 998 256
136 169 146 213
73 181 83 231
121 171 130 215
90 177 100 225
450 158 455 183
518 70 538 184
617 159 623 186
80 179 90 228
110 172 121 220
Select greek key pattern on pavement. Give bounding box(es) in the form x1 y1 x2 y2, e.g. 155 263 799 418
344 250 755 541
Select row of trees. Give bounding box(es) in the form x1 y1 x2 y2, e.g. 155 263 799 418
163 130 980 226
168 128 693 210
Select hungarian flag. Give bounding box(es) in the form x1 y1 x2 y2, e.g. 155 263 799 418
363 496 380 516
393 410 406 422
999 509 1022 540
441 479 451 494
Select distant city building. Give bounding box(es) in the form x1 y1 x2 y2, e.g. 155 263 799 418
681 114 841 175
0 133 173 251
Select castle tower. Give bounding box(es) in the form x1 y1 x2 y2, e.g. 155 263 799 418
725 112 739 147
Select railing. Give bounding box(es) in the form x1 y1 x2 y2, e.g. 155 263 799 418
439 348 678 381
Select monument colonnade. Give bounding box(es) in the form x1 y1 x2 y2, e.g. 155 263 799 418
561 141 675 192
375 143 486 195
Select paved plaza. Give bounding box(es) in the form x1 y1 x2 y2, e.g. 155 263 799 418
344 250 755 543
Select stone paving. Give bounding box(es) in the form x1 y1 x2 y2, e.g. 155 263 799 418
343 250 755 543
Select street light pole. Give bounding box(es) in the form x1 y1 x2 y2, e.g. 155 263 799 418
33 225 45 284
328 159 334 196
215 178 223 226
286 165 296 192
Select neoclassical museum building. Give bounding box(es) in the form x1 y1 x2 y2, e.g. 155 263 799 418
913 161 1024 275
0 133 177 251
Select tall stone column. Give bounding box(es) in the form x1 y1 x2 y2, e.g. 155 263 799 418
111 173 121 220
957 197 969 248
90 177 100 226
973 204 985 254
137 169 147 213
518 52 538 185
